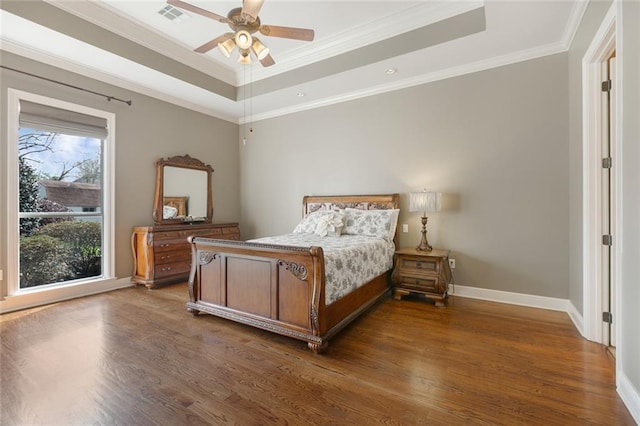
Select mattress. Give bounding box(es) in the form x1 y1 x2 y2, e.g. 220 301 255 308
249 233 395 305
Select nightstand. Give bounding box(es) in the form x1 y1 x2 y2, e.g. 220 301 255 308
391 248 453 307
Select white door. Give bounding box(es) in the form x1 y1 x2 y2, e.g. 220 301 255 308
601 54 617 349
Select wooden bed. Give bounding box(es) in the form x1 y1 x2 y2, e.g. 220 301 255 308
186 193 399 353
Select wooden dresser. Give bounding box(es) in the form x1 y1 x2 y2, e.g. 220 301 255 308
131 223 239 288
391 248 452 307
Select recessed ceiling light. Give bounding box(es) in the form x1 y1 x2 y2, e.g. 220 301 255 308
297 92 306 97
385 67 397 75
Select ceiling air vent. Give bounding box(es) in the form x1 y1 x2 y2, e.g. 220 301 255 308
158 5 189 22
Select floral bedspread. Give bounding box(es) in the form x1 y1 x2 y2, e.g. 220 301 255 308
248 233 395 305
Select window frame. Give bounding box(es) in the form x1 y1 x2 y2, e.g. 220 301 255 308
6 89 116 299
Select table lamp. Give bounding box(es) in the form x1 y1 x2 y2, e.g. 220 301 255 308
409 190 442 251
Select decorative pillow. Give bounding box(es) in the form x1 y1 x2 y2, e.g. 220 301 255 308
314 213 344 237
163 205 178 219
342 208 400 241
293 210 343 234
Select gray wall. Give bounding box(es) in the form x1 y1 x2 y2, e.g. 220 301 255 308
0 51 240 293
240 53 570 299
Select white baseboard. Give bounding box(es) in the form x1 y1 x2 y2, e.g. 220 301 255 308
618 371 640 424
448 283 570 312
0 276 133 314
566 299 585 336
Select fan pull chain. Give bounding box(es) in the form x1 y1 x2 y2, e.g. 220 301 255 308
250 62 253 134
242 62 247 145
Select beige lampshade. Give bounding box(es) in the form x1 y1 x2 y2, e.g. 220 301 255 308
409 190 442 216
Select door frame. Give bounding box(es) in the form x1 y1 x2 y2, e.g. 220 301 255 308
582 4 620 345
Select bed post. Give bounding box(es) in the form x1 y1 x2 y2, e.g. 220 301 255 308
187 236 200 316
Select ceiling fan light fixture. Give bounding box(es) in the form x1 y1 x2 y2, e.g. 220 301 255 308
251 38 270 60
238 51 252 64
217 38 236 58
235 30 253 50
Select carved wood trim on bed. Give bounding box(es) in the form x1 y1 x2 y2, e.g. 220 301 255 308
187 193 399 353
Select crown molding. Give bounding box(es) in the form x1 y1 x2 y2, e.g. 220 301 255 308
44 0 484 87
1 39 238 124
5 0 576 127
3 30 569 127
241 39 568 124
246 0 485 83
561 0 589 50
45 0 237 85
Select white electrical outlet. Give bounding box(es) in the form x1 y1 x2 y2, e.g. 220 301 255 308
402 224 408 233
449 259 456 269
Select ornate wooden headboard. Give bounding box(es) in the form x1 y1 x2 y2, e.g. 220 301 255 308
302 193 399 216
302 194 400 243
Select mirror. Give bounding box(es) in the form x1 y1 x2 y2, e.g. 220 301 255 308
153 154 214 225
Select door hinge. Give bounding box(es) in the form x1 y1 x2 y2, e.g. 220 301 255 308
602 234 613 246
602 157 612 169
603 311 613 324
602 80 612 92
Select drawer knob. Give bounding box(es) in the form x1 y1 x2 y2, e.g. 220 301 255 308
416 262 423 268
160 243 170 248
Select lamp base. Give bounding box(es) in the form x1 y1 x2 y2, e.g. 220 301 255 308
416 216 432 252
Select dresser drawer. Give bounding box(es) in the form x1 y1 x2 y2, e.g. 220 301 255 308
155 250 192 265
155 261 192 279
154 227 224 240
222 226 239 235
153 238 190 253
192 228 224 238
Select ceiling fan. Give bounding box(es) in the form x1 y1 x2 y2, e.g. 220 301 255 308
167 0 315 67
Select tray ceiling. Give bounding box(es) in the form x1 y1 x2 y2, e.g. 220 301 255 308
0 1 585 123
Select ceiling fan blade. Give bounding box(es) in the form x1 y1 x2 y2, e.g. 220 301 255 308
194 33 233 53
167 0 228 23
259 53 275 67
259 25 314 41
241 0 264 22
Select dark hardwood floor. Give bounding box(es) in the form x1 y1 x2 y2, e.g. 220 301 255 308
1 283 634 425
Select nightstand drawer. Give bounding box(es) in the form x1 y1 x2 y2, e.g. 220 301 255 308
398 256 439 273
398 276 438 292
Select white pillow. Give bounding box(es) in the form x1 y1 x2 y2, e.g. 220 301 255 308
314 213 344 237
342 208 400 241
293 210 343 234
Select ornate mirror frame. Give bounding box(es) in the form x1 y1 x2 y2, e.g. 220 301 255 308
153 154 214 225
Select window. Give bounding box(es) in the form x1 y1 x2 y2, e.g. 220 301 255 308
6 89 115 302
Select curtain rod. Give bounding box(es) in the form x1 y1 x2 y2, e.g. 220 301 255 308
1 65 133 106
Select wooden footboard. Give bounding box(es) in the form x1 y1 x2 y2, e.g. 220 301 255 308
187 193 398 353
186 237 390 353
